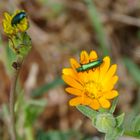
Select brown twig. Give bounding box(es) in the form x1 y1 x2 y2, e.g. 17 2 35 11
10 57 23 140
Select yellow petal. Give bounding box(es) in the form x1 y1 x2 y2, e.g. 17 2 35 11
62 68 75 76
89 50 98 61
80 50 89 64
65 87 82 96
79 71 89 83
62 68 84 85
70 58 80 69
104 76 118 91
69 58 81 77
107 64 117 77
104 90 119 99
4 12 11 21
82 97 92 105
89 99 100 110
99 98 111 108
103 64 117 84
99 56 110 78
62 75 83 90
90 67 100 82
69 97 82 106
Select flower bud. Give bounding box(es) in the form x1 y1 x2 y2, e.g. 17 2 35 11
94 113 116 133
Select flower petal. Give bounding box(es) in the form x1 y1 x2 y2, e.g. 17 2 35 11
104 90 118 99
99 56 110 77
62 68 83 85
89 50 98 61
107 64 117 77
103 64 117 83
70 58 81 74
62 75 83 90
90 67 100 82
78 71 89 83
80 50 89 64
82 97 92 105
65 87 82 96
89 99 100 110
4 12 11 21
104 76 118 91
99 98 111 108
62 68 73 75
69 97 82 106
62 68 77 79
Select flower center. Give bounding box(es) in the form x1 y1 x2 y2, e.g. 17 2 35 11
84 81 103 99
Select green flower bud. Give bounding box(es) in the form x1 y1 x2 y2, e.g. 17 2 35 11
93 113 116 133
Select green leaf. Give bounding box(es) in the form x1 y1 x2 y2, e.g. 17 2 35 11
28 99 47 107
109 97 118 113
36 130 82 140
76 105 98 120
24 99 47 126
32 77 64 97
8 32 32 57
18 32 32 57
6 43 16 68
105 128 124 140
131 115 140 132
115 113 125 127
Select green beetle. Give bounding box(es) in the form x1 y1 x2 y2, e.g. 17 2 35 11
11 11 27 26
76 59 103 72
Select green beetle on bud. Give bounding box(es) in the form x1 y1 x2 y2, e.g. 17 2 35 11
11 11 27 26
76 59 103 72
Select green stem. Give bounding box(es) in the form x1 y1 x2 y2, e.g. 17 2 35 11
9 57 23 140
25 127 34 140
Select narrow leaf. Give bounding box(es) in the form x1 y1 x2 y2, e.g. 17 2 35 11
76 105 98 119
131 115 140 132
116 113 125 127
32 77 64 97
110 97 118 113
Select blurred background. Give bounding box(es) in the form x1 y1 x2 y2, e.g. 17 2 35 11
0 0 140 140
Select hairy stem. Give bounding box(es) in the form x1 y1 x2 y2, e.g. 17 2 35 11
10 57 23 140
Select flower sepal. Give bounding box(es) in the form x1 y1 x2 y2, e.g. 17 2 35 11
93 113 116 133
115 113 125 127
92 112 124 140
105 127 124 140
76 105 98 119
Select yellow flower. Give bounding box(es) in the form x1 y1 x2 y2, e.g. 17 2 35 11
62 50 119 110
2 10 28 35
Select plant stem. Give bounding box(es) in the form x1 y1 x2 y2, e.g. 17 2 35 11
25 127 34 140
10 57 23 140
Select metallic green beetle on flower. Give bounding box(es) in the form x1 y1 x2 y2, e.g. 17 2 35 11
3 10 28 35
11 11 27 26
76 59 103 72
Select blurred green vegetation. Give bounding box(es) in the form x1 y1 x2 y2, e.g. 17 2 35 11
1 0 140 139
